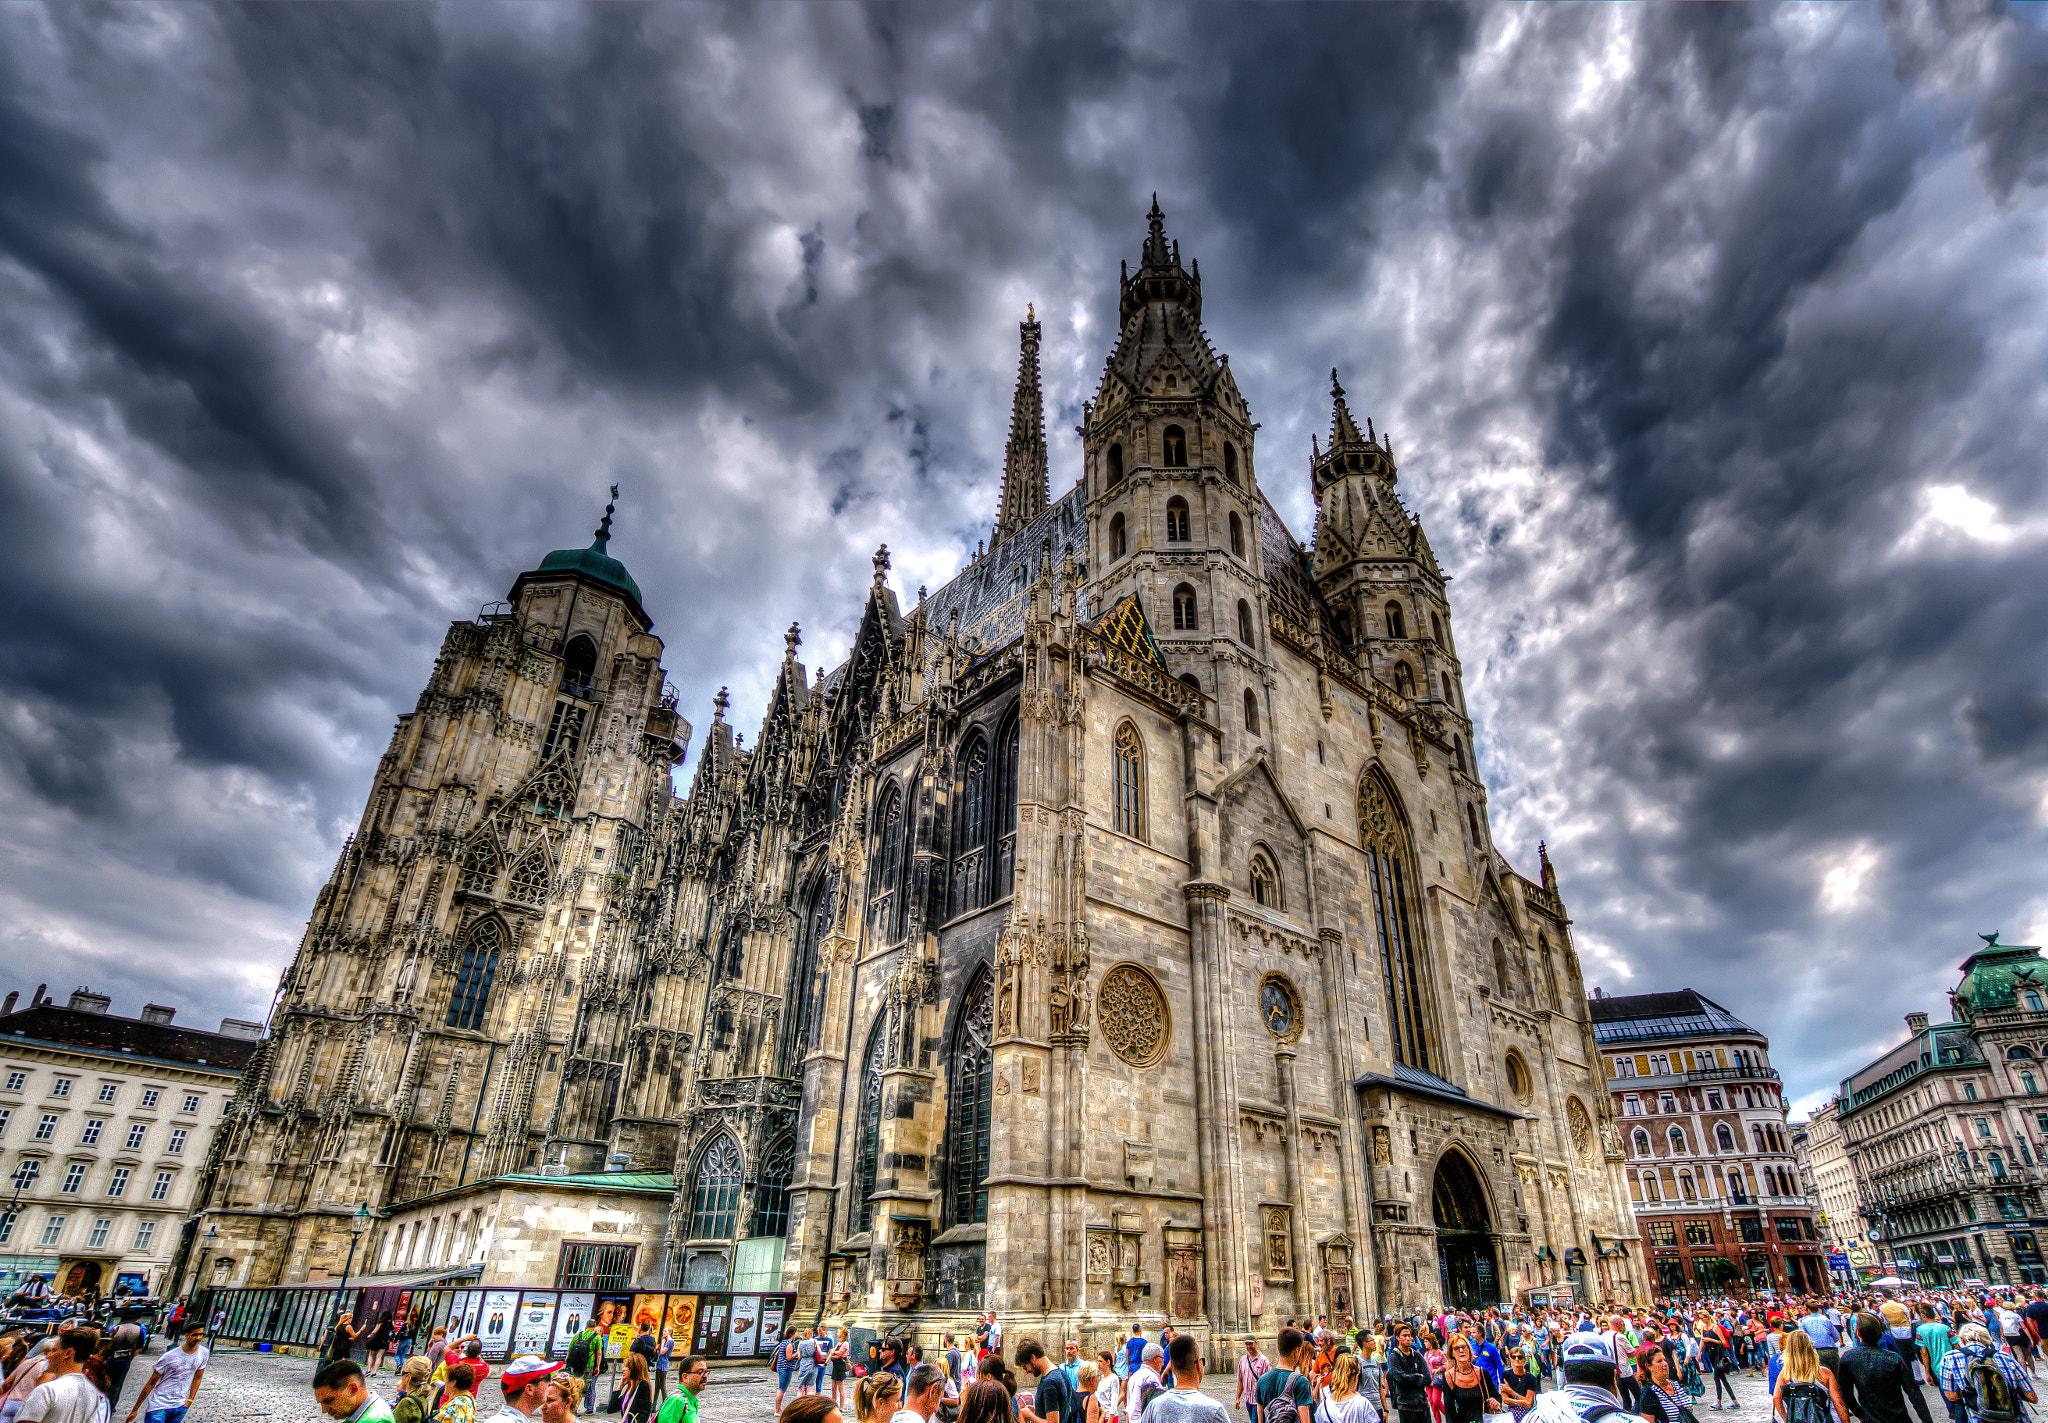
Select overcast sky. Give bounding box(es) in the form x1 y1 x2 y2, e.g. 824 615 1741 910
1 3 2044 1114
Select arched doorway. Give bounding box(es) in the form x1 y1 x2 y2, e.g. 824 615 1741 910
1433 1151 1498 1309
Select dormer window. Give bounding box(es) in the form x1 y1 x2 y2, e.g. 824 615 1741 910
1163 426 1187 468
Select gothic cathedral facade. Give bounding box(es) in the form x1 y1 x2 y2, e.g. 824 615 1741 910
202 202 1645 1339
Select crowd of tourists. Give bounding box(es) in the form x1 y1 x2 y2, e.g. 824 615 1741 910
0 1317 209 1423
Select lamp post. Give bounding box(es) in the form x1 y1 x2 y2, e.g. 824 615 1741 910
329 1205 372 1350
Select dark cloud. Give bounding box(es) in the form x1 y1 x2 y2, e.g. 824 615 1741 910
0 2 2044 1108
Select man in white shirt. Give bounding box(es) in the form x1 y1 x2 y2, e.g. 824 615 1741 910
1129 1344 1167 1422
123 1321 209 1423
19 1329 111 1423
895 1363 945 1423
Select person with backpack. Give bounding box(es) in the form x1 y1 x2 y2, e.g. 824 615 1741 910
566 1324 604 1416
1255 1327 1317 1423
1236 1338 1274 1423
1772 1330 1848 1423
1937 1324 2035 1423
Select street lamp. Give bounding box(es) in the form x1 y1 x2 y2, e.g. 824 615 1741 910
330 1205 372 1345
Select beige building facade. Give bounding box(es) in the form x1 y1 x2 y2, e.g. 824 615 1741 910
204 200 1644 1354
1795 1101 1862 1263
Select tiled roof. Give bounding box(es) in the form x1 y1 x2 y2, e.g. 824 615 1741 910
0 1003 258 1072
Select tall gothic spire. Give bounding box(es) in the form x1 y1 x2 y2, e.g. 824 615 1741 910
993 308 1048 548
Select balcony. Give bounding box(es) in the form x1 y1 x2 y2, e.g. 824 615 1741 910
1633 1194 1813 1214
1685 1065 1783 1085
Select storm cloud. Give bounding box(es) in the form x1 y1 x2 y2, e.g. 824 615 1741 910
0 2 2043 1111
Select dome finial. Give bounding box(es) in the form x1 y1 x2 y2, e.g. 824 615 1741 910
592 483 619 552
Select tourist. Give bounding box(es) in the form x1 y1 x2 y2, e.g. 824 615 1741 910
1319 1353 1380 1423
1019 1340 1075 1423
1500 1348 1540 1422
328 1313 365 1368
1136 1334 1230 1423
783 1400 845 1423
1441 1334 1499 1423
100 1316 144 1414
652 1357 705 1423
540 1376 581 1423
1125 1327 1147 1380
855 1374 901 1423
121 1323 207 1423
1236 1337 1273 1423
1063 1341 1084 1389
654 1333 673 1405
616 1356 653 1423
1799 1305 1845 1380
830 1331 852 1410
426 1330 451 1371
1130 1345 1167 1421
1700 1318 1736 1412
1836 1313 1926 1423
566 1320 605 1415
435 1364 480 1423
365 1314 395 1375
315 1359 396 1423
494 1357 564 1423
1632 1347 1684 1423
1359 1336 1388 1415
1772 1331 1848 1423
392 1358 437 1423
15 1330 106 1423
1090 1355 1122 1423
3 1337 55 1423
1258 1328 1318 1423
958 1379 1014 1423
1937 1324 2033 1423
1387 1324 1432 1423
898 1364 945 1423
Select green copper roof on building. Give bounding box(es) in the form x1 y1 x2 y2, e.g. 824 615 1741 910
535 485 643 605
492 1169 675 1194
1951 932 2046 1018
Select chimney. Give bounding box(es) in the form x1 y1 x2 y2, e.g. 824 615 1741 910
218 1018 263 1041
67 987 111 1015
32 984 46 1008
139 1004 176 1026
1906 1012 1930 1035
1 992 15 1016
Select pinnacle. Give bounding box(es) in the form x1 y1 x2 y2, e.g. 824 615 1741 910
1329 369 1364 449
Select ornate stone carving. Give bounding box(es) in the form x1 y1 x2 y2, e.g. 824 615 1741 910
1099 963 1169 1067
1372 1125 1392 1164
1568 1096 1596 1164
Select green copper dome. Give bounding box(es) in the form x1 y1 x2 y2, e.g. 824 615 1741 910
533 493 642 606
1952 934 2047 1019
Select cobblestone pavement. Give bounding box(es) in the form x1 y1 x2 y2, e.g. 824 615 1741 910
135 1340 1992 1423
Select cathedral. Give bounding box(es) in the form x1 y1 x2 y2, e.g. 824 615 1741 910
199 201 1645 1349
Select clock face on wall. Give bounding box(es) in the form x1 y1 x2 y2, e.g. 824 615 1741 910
1261 978 1296 1038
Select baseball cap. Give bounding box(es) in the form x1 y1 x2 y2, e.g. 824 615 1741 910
502 1356 564 1391
1561 1332 1615 1366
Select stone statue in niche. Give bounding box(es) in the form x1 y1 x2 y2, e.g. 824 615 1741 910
1049 983 1070 1036
1372 1126 1392 1164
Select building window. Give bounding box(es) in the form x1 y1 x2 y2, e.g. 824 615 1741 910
124 1124 145 1150
1453 737 1467 774
1362 773 1432 1073
79 1120 103 1148
1685 1219 1713 1246
948 968 995 1227
1249 851 1280 909
1163 425 1187 468
1669 1127 1690 1155
1468 804 1483 846
1717 1124 1736 1152
87 1218 111 1250
1967 1082 1979 1100
1624 1096 1642 1116
2026 1073 2040 1096
60 1164 85 1194
541 699 588 764
1384 601 1406 640
1106 443 1124 487
50 1079 71 1099
869 784 908 942
139 1088 159 1110
686 1136 745 1241
556 1243 635 1292
507 849 551 904
39 1216 65 1249
951 734 990 918
1237 600 1255 645
1173 584 1197 630
133 1220 156 1252
1166 498 1191 543
1979 1117 1994 1138
12 1161 38 1190
1110 513 1127 560
1244 689 1261 736
1224 442 1239 485
96 1084 117 1104
1648 1219 1677 1246
1114 723 1145 840
150 1171 172 1202
181 1094 201 1115
853 1019 887 1234
106 1168 129 1198
1229 511 1245 555
1707 1091 1724 1110
447 921 503 1031
168 1128 187 1155
3 1072 24 1092
0 1108 9 1138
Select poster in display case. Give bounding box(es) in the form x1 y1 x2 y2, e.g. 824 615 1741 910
512 1294 557 1357
724 1296 761 1357
552 1293 597 1356
479 1289 519 1358
663 1296 697 1351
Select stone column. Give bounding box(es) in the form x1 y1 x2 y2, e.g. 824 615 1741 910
1274 1045 1312 1319
1184 880 1244 1336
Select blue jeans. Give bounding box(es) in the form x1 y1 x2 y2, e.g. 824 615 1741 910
146 1409 189 1423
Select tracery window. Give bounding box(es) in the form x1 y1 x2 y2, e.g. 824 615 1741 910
1173 584 1197 630
749 1135 794 1240
447 920 503 1031
1244 689 1261 736
542 700 588 762
1249 850 1279 909
1385 601 1406 640
1110 513 1127 560
853 1019 887 1233
951 735 990 917
869 784 907 943
947 969 994 1226
1166 498 1190 543
1163 425 1187 468
686 1136 744 1240
1113 723 1145 840
992 714 1019 899
506 848 551 903
458 838 500 894
1237 599 1255 644
781 882 836 1071
1361 774 1433 1072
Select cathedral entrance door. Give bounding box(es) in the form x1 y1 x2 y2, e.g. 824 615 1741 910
1432 1151 1498 1310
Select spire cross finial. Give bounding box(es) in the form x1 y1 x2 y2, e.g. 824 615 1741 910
713 686 730 722
872 544 891 588
1027 302 1035 322
592 483 620 548
784 622 801 662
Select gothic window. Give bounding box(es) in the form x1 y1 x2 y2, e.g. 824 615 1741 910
1334 613 1353 648
1166 498 1190 543
1244 689 1261 736
869 784 907 943
749 1135 794 1240
853 1018 886 1233
782 881 836 1071
1113 722 1145 840
447 920 503 1031
1467 804 1482 845
1106 443 1124 488
1110 513 1127 560
542 700 588 762
526 769 573 820
506 848 551 904
1491 938 1513 998
1393 662 1415 698
1716 1124 1736 1152
1179 673 1202 696
1633 1128 1652 1158
951 734 990 917
1237 600 1254 644
561 635 599 699
1172 584 1197 630
1229 511 1245 557
1163 425 1187 468
1452 736 1467 774
1224 442 1239 485
1362 774 1433 1072
458 837 501 894
1249 849 1280 909
993 712 1019 899
1385 601 1406 640
1669 1126 1689 1155
1442 672 1459 708
947 968 994 1226
686 1135 745 1241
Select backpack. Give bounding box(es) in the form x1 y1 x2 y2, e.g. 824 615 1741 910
567 1329 596 1375
1968 1354 2021 1423
1263 1369 1307 1423
1784 1381 1833 1423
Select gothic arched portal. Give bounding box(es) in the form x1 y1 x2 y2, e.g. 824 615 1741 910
1432 1150 1498 1309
